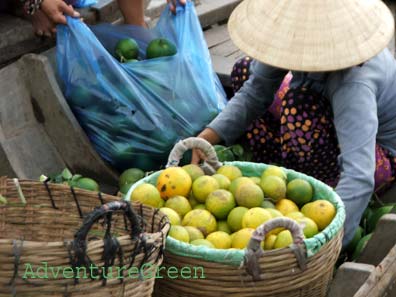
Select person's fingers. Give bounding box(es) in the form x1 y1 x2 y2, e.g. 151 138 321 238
52 13 67 25
191 149 206 164
179 0 186 4
191 149 200 165
169 3 175 13
51 27 57 33
35 30 44 36
60 2 80 18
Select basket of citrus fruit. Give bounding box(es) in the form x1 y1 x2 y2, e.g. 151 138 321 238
126 137 345 297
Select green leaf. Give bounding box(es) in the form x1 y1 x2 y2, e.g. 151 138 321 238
240 150 253 162
231 144 244 157
0 195 7 205
54 174 64 184
214 145 235 162
71 174 83 182
61 168 73 180
39 174 48 182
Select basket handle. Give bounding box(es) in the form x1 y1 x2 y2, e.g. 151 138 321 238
166 137 222 175
71 201 142 283
245 217 307 280
74 200 142 243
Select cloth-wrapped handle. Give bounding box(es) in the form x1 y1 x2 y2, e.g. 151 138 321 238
244 217 307 280
166 137 222 175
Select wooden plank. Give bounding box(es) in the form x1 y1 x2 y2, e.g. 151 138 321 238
357 214 396 266
379 183 396 204
211 55 234 87
354 243 396 297
225 48 245 60
195 0 241 28
105 0 241 28
204 24 230 48
327 263 375 297
210 39 239 57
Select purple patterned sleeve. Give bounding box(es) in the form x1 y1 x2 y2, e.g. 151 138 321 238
20 0 43 15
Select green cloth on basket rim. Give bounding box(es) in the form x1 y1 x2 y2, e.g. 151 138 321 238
126 161 345 267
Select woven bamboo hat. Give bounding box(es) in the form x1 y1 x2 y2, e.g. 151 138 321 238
228 0 395 72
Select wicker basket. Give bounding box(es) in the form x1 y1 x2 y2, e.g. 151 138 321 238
126 137 345 297
0 177 169 296
156 222 342 297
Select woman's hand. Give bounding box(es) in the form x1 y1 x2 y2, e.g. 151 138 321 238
191 128 221 164
31 9 56 37
40 0 80 25
167 0 186 14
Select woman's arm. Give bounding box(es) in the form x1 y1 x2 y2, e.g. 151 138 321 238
330 82 378 246
117 0 145 26
207 61 288 145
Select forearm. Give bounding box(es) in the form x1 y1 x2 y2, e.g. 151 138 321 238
208 61 287 145
336 171 375 246
330 82 378 245
117 0 145 26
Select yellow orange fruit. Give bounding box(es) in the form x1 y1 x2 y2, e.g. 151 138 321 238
182 209 217 236
160 207 181 225
260 175 287 202
216 165 243 181
286 211 305 220
298 217 319 238
192 175 220 203
231 228 255 249
273 230 293 249
157 167 192 200
261 165 287 181
182 164 205 182
261 200 275 209
235 183 264 208
206 231 232 249
229 177 255 197
264 234 277 250
212 174 231 190
190 239 215 248
286 179 313 206
164 195 192 217
217 220 232 234
194 204 206 210
301 199 336 230
184 226 204 242
168 225 189 242
249 176 262 185
227 206 249 232
242 207 272 229
205 189 235 219
130 183 163 208
275 199 299 215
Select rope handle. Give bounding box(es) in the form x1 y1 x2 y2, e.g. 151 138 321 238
244 217 307 280
166 137 222 175
74 201 142 242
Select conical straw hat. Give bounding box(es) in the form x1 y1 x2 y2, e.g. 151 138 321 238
228 0 395 72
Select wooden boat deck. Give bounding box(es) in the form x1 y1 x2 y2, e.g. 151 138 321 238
204 22 243 88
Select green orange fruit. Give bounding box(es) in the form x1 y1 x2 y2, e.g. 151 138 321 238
146 38 177 59
115 38 139 61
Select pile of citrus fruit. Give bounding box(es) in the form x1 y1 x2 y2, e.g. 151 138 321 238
114 37 177 63
39 168 100 192
129 164 337 250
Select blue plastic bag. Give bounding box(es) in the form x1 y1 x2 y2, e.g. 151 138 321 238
57 1 227 171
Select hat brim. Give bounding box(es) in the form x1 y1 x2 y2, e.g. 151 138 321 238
228 0 394 72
